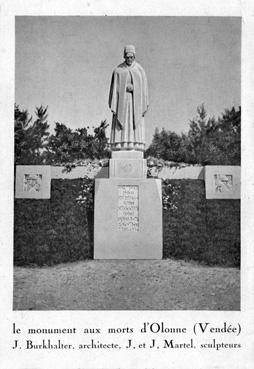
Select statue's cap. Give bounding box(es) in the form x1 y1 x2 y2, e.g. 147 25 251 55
124 45 136 55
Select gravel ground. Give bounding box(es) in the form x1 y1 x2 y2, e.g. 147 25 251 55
13 259 240 310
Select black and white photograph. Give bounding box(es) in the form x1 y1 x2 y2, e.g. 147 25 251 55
13 15 241 310
0 1 254 369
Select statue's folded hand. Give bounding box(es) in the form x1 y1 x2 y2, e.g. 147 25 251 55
126 84 133 92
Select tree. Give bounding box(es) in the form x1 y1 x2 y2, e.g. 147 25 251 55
215 107 241 165
185 104 221 164
146 128 184 162
187 105 241 165
15 105 49 165
15 103 240 166
146 104 241 165
45 120 109 164
15 104 110 165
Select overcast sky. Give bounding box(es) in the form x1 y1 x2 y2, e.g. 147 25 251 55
15 16 241 144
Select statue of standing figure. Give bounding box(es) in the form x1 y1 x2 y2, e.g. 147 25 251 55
108 45 149 151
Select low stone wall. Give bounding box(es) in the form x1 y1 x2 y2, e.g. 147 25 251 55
51 165 101 179
150 165 204 180
15 164 241 199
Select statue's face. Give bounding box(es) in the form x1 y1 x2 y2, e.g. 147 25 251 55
124 52 135 66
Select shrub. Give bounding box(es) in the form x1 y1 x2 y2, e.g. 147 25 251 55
14 179 240 267
14 179 93 266
162 180 240 267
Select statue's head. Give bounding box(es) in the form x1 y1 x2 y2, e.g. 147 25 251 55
124 45 135 66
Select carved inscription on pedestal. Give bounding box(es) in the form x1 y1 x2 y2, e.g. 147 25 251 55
118 185 139 231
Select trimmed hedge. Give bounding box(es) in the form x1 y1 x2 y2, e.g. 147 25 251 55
162 180 240 267
14 179 92 266
14 179 240 267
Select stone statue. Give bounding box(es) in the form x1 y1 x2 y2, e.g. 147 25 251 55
108 45 149 151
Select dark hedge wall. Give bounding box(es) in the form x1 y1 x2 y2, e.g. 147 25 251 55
14 179 240 267
14 179 93 266
162 180 240 267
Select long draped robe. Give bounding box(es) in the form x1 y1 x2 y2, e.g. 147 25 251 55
108 61 149 150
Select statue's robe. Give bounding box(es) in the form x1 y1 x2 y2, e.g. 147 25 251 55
108 61 149 150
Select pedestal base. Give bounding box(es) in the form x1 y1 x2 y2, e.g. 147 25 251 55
109 150 147 179
94 178 162 259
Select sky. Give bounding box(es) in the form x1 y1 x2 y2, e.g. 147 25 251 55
15 16 241 145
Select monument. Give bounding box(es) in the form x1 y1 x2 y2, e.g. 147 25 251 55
94 45 162 259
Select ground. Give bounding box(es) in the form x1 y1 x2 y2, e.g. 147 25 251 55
13 259 240 310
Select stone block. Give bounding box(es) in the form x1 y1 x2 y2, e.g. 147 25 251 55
111 150 143 159
205 166 240 199
94 178 162 259
109 159 147 178
15 166 51 199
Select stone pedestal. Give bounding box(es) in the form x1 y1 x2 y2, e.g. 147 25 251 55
109 150 147 179
94 150 162 259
